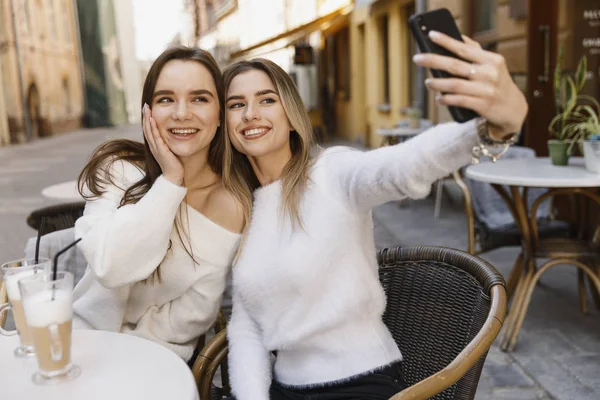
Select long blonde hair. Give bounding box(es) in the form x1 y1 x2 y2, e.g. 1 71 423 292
222 58 316 230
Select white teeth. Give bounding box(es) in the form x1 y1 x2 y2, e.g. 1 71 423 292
244 128 268 137
171 129 198 135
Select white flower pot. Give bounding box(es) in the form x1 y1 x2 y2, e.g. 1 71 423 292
583 140 600 173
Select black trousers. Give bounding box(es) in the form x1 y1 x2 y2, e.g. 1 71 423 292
227 361 407 400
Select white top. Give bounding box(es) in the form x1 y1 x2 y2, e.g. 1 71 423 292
73 160 240 360
465 157 600 188
375 127 424 137
0 329 199 400
228 119 479 399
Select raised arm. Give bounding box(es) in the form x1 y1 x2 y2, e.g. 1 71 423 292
322 119 477 212
75 160 187 288
228 292 272 400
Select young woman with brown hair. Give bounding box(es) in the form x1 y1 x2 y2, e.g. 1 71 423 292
71 46 243 362
222 32 527 399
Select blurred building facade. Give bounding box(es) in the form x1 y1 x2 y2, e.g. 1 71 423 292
186 0 599 153
75 0 141 128
0 0 85 145
424 0 598 156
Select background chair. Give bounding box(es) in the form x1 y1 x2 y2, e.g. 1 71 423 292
453 146 571 255
26 201 85 235
193 246 507 400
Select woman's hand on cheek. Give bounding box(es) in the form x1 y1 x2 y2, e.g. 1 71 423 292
142 104 184 186
414 32 528 140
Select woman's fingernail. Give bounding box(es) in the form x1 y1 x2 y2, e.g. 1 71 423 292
413 54 425 62
436 94 443 102
425 78 432 86
428 30 441 39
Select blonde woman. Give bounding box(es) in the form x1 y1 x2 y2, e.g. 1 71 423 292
222 32 527 399
72 46 243 363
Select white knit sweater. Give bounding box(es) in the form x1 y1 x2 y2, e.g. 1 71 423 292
72 160 240 360
228 120 479 399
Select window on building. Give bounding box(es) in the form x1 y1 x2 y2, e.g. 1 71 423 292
472 0 497 35
380 14 390 105
335 27 350 100
206 1 217 30
61 0 71 43
21 0 30 34
49 0 57 39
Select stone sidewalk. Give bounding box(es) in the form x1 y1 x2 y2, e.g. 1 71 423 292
1 128 599 399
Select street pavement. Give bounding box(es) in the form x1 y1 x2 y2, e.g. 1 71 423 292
1 125 599 399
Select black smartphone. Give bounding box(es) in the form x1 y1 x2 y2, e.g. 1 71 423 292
408 8 479 123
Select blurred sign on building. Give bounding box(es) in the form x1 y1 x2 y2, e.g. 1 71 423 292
573 0 600 99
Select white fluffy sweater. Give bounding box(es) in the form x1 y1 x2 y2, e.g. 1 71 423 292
228 120 478 399
72 160 240 360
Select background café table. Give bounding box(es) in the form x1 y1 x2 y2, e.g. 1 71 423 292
41 180 82 202
465 157 600 352
0 329 199 400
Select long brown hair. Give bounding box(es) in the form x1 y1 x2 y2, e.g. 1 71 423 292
221 58 316 231
78 46 226 281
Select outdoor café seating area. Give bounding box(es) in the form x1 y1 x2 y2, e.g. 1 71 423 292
1 127 599 399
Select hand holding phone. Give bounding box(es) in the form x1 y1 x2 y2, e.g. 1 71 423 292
409 8 528 138
409 8 478 122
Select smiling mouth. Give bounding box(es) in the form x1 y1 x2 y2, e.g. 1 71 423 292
169 128 198 137
242 127 270 139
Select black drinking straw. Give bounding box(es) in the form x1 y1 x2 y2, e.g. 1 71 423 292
34 218 46 264
51 238 82 300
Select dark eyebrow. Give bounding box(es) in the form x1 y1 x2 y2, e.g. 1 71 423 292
153 89 214 98
226 89 278 102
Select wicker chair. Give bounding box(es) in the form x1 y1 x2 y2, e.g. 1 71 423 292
193 246 507 400
26 201 86 235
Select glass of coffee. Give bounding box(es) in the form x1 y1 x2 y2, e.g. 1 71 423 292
0 258 51 357
18 271 81 384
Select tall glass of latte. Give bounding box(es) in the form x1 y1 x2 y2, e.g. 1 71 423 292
0 258 50 357
19 271 81 384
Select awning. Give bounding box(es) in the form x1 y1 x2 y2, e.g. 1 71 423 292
229 4 353 60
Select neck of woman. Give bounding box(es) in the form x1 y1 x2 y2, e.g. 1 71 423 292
249 147 292 186
180 151 218 190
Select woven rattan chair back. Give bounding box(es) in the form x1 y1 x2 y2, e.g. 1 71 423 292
378 246 505 400
26 202 85 235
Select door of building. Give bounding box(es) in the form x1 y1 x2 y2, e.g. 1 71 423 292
524 0 559 156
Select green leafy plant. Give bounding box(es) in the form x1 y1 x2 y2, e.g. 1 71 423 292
548 48 589 141
562 101 600 152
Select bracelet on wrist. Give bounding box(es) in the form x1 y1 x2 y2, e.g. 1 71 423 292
471 117 519 164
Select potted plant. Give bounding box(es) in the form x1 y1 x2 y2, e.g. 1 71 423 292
547 48 587 165
564 104 600 173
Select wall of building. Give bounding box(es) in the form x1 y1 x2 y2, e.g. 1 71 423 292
113 0 142 124
344 0 414 147
0 0 84 143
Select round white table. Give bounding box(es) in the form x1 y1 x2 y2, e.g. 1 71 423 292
465 157 600 352
465 157 600 188
41 180 82 201
0 329 199 400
